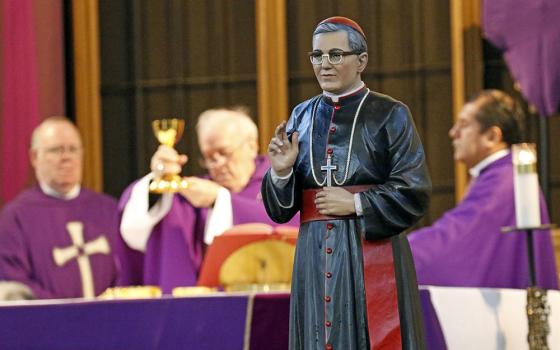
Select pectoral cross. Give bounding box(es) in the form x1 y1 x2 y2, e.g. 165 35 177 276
52 222 111 298
321 153 337 187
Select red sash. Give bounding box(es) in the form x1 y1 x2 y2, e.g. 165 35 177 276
301 186 402 350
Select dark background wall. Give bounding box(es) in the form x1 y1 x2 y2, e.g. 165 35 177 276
97 0 559 226
99 1 259 199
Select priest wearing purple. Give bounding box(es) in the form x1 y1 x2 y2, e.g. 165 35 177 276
118 108 298 294
0 117 122 299
408 90 559 289
262 17 431 350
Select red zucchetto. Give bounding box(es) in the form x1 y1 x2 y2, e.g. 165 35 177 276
318 16 366 39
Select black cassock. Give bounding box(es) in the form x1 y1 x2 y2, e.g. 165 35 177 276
261 87 431 350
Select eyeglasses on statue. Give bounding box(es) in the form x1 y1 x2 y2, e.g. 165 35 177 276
308 49 363 65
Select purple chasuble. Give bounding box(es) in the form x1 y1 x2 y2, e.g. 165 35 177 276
0 186 121 299
483 0 560 116
408 154 558 289
117 156 299 294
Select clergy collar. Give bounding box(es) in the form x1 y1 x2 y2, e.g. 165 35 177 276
469 149 510 178
39 182 81 200
322 81 366 103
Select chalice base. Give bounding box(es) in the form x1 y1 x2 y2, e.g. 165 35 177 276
149 175 189 193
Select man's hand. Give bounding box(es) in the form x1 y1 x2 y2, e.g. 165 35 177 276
0 281 34 301
150 145 188 176
179 177 221 208
315 187 356 216
267 121 299 177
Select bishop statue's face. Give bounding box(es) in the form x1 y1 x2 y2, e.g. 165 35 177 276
311 30 367 95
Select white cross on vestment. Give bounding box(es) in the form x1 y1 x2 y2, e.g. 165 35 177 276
320 153 337 187
52 222 111 298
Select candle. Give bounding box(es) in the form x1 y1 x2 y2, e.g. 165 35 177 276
512 143 541 228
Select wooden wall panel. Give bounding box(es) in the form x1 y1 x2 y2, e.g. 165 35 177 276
92 0 557 226
99 0 257 197
71 0 103 192
98 1 129 84
185 2 211 78
100 94 134 181
98 0 135 195
98 0 463 227
424 75 455 222
256 0 288 151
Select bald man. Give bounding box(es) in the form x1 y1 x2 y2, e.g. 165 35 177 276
0 117 123 299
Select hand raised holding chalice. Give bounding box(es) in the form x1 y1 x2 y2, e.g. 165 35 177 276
149 119 189 193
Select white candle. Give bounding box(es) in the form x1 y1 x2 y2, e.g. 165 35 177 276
512 143 541 228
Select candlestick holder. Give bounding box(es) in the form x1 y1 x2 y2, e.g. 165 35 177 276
502 224 556 350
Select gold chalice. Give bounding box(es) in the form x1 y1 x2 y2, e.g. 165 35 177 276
149 119 189 193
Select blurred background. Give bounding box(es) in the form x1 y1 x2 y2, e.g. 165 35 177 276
1 0 558 227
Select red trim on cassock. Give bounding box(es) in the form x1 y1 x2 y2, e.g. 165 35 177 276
300 185 374 224
301 186 402 349
362 240 402 349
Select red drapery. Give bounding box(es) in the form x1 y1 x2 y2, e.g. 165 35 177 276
0 0 65 206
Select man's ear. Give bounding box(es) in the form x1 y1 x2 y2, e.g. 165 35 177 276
29 149 38 168
484 126 504 146
357 52 368 73
247 139 259 158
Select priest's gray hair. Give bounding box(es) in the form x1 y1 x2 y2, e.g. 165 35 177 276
196 107 258 142
313 23 368 53
30 116 80 150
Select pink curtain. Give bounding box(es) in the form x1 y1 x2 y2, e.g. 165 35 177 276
0 0 65 206
1 0 41 205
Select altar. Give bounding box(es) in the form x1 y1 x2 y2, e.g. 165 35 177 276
1 287 559 349
0 292 290 350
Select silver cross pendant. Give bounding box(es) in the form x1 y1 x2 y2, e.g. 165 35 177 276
320 153 337 187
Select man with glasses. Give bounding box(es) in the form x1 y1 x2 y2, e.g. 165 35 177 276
0 116 123 299
262 17 431 349
118 108 298 293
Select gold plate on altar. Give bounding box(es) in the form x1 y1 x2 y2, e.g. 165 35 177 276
197 224 297 288
225 283 291 293
219 240 295 287
172 286 218 297
98 286 162 299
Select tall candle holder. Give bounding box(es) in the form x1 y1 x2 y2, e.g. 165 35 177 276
502 143 553 350
502 224 554 350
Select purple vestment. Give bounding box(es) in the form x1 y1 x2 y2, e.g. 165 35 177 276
118 156 299 294
408 154 558 289
483 0 560 116
0 186 121 298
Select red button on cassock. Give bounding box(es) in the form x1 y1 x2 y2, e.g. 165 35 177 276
326 321 332 327
327 223 334 230
326 247 333 254
326 272 332 278
326 148 333 155
326 344 333 350
334 105 341 110
329 126 336 133
325 296 331 302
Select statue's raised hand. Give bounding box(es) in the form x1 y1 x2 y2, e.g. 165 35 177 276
267 121 299 177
